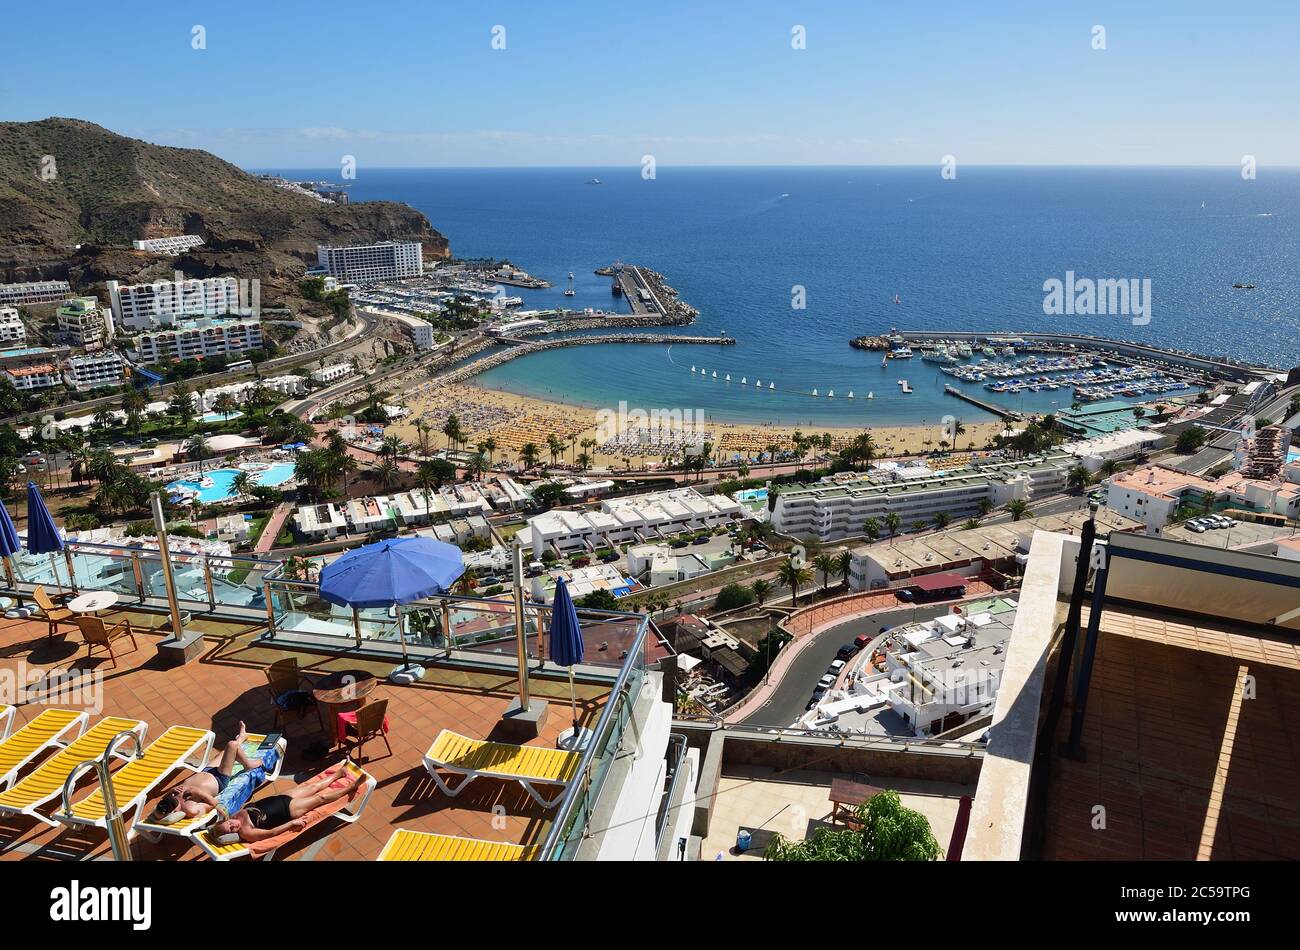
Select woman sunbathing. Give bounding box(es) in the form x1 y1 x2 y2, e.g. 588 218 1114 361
147 722 269 823
212 762 364 843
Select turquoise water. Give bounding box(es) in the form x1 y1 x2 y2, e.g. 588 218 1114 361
735 488 769 502
168 463 296 503
201 410 244 423
267 166 1300 426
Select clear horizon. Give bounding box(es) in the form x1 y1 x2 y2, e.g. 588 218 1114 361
4 0 1297 169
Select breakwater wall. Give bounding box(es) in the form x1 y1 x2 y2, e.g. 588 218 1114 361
437 334 734 384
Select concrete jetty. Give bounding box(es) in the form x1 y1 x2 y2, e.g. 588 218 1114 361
943 384 1021 420
437 333 733 384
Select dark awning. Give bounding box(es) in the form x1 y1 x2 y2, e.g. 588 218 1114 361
911 572 968 592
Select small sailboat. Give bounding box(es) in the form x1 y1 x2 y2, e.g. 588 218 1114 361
769 382 775 390
894 293 900 304
690 366 696 373
711 370 718 378
827 389 834 398
740 376 747 384
867 391 874 399
812 389 819 397
564 272 576 296
881 355 888 367
847 391 854 398
755 379 761 387
725 374 731 382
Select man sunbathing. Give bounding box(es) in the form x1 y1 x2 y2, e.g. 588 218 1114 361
147 722 271 823
211 762 364 843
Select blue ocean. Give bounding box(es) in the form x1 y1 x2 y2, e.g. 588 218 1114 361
265 166 1300 426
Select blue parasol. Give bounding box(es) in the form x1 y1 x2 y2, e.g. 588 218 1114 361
548 577 585 731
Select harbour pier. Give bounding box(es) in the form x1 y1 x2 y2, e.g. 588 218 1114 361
944 384 1022 420
438 333 732 384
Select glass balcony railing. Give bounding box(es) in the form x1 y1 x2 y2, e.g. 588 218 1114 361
3 539 280 616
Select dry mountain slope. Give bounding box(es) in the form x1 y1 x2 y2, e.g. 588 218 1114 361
0 117 448 298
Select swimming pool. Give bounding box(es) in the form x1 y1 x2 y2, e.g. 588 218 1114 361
200 410 244 423
167 463 296 503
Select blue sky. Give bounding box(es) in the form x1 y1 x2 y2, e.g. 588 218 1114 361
4 1 1298 168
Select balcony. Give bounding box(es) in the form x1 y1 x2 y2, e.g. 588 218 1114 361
0 539 666 861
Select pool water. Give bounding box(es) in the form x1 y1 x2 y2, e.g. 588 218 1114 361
200 410 244 423
734 488 769 503
167 463 296 503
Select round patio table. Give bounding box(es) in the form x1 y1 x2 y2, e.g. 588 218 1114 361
68 591 119 615
312 670 379 745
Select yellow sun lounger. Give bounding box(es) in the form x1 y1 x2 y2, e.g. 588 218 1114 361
0 716 146 826
377 828 540 861
55 725 214 837
422 729 581 809
133 733 287 842
0 708 89 790
194 761 375 862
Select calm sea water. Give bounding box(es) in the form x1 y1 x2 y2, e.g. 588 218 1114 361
266 166 1300 426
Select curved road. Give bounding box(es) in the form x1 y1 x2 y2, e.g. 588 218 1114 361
741 601 952 728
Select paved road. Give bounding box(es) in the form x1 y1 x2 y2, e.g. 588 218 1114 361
741 601 951 728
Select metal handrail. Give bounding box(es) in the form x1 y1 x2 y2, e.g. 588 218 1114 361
655 733 689 846
540 616 650 860
57 729 144 861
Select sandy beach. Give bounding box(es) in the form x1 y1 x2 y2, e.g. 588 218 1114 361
388 375 1011 470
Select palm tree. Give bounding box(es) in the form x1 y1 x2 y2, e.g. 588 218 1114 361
212 392 239 420
482 436 497 469
751 579 773 607
813 553 837 595
862 517 881 542
836 550 853 588
777 560 813 607
1005 498 1030 521
442 414 462 452
963 518 981 530
519 442 540 470
122 389 147 432
575 451 592 471
1099 458 1119 478
375 459 401 489
884 511 902 544
546 433 564 467
231 470 258 498
932 511 952 529
1067 464 1091 492
380 435 406 462
977 498 994 516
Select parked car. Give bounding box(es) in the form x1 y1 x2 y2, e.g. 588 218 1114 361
853 634 871 651
828 659 846 675
836 643 857 660
817 673 836 690
691 535 709 545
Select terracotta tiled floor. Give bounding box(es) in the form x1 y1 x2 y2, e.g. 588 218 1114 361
1041 607 1300 860
0 611 607 861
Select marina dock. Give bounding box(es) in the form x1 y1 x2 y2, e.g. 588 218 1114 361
944 384 1021 420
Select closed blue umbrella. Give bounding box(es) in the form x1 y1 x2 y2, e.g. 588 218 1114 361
25 481 65 594
548 577 585 732
0 497 20 589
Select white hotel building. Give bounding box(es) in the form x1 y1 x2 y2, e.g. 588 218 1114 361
107 275 245 330
135 317 263 364
0 308 26 345
317 241 423 283
310 362 354 385
132 234 205 255
771 454 1073 542
0 280 72 307
524 487 744 557
64 352 127 392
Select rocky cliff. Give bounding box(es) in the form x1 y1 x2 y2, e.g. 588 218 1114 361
0 117 449 302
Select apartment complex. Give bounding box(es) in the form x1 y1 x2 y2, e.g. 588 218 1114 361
376 310 438 350
55 296 109 347
4 363 61 390
524 487 744 557
310 362 353 385
64 351 127 392
316 241 423 282
135 317 263 363
1105 460 1300 533
107 275 245 329
0 280 71 306
0 308 26 345
132 234 205 255
772 454 1073 541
